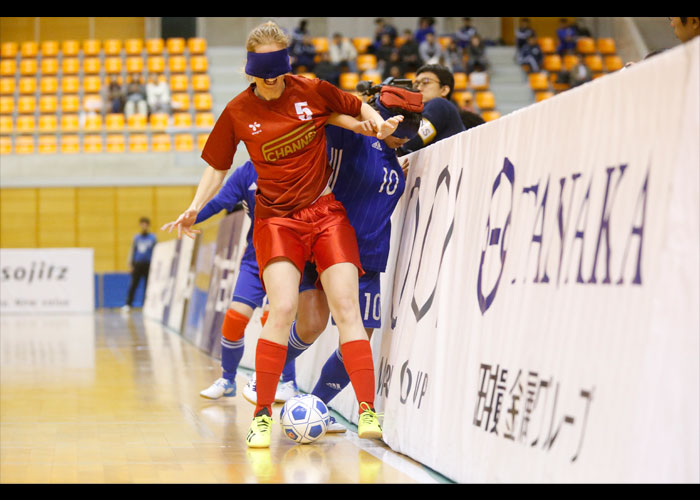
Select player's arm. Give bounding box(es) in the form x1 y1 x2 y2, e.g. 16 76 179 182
195 165 247 225
327 106 403 139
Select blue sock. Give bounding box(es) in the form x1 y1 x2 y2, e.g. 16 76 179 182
220 336 244 383
285 321 313 363
311 348 350 406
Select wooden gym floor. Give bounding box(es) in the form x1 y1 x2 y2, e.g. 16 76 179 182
0 310 446 484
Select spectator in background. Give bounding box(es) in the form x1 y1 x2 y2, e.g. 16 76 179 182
372 18 398 53
329 32 357 73
572 18 592 38
468 62 488 89
314 51 340 86
382 51 404 80
375 33 397 74
415 17 436 45
290 34 317 73
122 217 157 313
569 59 593 87
515 18 536 53
517 34 544 73
556 18 577 55
459 109 486 131
399 63 465 154
146 74 171 115
465 34 489 73
398 29 422 73
124 73 148 118
443 39 465 73
291 19 309 49
669 17 700 42
455 17 478 50
419 32 443 65
106 75 124 114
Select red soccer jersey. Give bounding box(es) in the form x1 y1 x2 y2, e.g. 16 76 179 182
201 74 363 219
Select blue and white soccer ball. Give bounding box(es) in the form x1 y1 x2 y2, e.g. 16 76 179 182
280 394 330 444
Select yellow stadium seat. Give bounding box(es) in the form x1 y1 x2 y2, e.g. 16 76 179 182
187 37 207 54
83 57 101 74
83 76 101 93
61 40 80 57
40 76 58 94
576 37 595 54
38 114 57 133
352 37 372 54
40 57 59 75
17 96 35 114
151 133 171 152
538 37 556 54
20 41 38 58
475 91 495 110
169 55 187 73
40 40 59 57
543 54 562 72
0 115 12 134
174 133 193 151
1 60 17 77
105 113 125 131
190 55 208 73
0 78 15 95
170 74 188 92
172 112 192 128
197 133 209 151
18 76 36 94
360 71 381 85
1 42 18 58
311 37 329 53
147 56 166 74
83 134 103 153
106 134 125 153
1 96 15 114
126 56 144 73
563 54 580 71
452 72 468 91
16 115 35 133
528 72 549 91
39 95 58 113
584 54 603 73
19 59 38 76
167 38 185 54
148 112 168 130
83 113 102 132
15 135 35 154
191 74 210 92
339 72 359 91
438 36 453 50
125 39 144 56
127 113 147 130
146 38 165 55
104 57 122 74
61 57 80 75
82 39 101 56
604 55 624 72
452 90 474 109
597 38 616 55
535 90 554 102
60 114 79 132
171 93 190 112
128 133 148 152
481 110 501 122
0 135 11 154
38 134 58 154
60 134 80 154
195 112 214 129
193 93 212 111
61 94 80 113
356 54 377 71
104 39 122 56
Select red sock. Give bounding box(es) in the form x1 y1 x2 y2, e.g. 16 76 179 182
222 309 249 341
340 339 376 414
254 338 288 415
260 310 269 327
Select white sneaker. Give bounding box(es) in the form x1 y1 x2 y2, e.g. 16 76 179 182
120 305 131 314
242 374 299 405
200 377 236 399
326 415 347 433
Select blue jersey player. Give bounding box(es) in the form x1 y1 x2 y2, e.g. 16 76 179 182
242 84 424 432
198 160 299 403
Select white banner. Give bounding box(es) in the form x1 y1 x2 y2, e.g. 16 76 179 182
0 248 94 313
143 239 178 321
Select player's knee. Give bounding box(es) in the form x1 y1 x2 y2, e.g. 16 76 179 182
329 295 360 328
296 315 327 342
268 298 297 326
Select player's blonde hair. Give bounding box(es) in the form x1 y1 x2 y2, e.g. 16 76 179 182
246 21 290 52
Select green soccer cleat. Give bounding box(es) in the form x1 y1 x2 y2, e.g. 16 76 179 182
246 409 273 448
357 402 383 439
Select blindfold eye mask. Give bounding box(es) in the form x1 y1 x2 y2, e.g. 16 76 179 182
245 48 292 79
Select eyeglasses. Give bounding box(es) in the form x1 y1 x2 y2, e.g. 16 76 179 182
412 77 441 89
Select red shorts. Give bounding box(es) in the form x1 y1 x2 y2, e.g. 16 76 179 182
252 193 364 290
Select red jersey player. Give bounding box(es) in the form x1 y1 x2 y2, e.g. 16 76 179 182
163 21 400 448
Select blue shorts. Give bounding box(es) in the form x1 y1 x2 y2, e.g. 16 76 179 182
232 257 266 310
299 261 382 329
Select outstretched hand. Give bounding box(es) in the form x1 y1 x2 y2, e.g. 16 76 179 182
376 115 404 140
161 209 200 240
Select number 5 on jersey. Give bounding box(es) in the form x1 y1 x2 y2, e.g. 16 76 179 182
295 102 313 121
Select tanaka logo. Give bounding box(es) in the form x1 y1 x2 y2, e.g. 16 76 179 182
477 157 649 314
261 122 317 162
1 261 68 284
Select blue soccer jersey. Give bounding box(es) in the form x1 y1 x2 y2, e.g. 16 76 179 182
195 160 258 266
326 125 406 272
